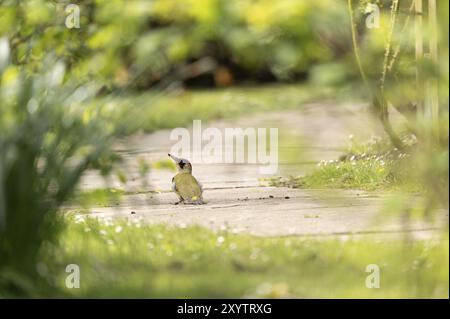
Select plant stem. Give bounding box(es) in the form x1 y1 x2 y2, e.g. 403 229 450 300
428 0 439 129
347 0 405 150
387 0 416 73
347 0 370 93
381 0 399 94
415 0 424 118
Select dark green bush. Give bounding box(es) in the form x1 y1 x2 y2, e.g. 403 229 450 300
0 0 351 88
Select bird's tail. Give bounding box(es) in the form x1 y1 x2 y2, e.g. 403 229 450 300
187 195 204 205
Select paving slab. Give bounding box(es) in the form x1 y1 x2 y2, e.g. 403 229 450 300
74 102 448 238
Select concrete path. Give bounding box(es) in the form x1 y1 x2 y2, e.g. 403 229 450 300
76 102 447 238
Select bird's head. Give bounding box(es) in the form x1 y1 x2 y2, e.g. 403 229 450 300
168 153 192 174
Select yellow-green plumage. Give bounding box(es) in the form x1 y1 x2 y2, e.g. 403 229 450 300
173 173 202 202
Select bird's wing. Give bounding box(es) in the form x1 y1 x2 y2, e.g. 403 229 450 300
173 173 202 201
171 177 177 192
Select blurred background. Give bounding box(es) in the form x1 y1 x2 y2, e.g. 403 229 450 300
0 0 448 298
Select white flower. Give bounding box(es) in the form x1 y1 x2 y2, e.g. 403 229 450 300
74 215 85 224
103 217 114 227
115 226 123 233
250 249 260 260
216 236 225 245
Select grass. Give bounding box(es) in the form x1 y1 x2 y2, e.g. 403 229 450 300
24 217 448 299
101 83 336 135
269 159 409 191
68 188 125 208
151 159 176 171
270 136 423 191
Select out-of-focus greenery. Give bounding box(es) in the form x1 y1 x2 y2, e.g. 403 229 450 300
68 188 125 208
0 38 118 292
106 83 334 134
13 217 445 298
151 159 176 171
0 0 351 88
267 0 448 221
348 0 449 150
0 0 448 298
347 0 448 215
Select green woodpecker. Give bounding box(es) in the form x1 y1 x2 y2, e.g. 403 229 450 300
168 153 204 205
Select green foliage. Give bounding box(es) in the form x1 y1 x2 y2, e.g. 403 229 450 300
344 0 449 222
23 217 448 298
0 0 447 298
0 39 116 291
0 0 350 88
348 0 449 150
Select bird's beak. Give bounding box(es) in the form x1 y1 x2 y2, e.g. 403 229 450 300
168 153 181 163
